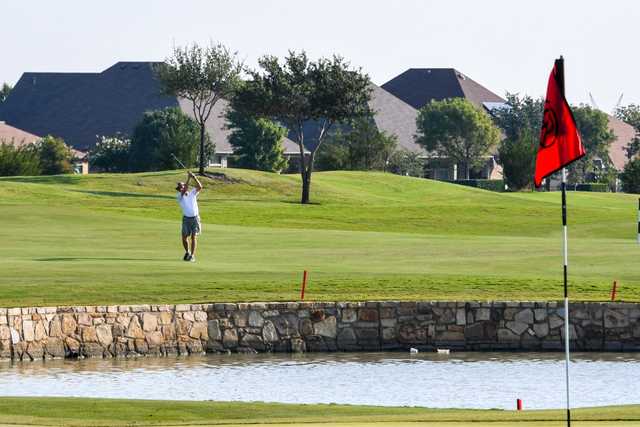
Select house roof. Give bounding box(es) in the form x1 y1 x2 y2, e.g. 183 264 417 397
381 68 505 110
607 115 636 171
368 84 425 155
0 62 303 156
0 121 41 147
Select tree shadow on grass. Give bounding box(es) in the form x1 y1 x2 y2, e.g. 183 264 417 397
71 190 175 200
35 257 160 262
1 175 82 185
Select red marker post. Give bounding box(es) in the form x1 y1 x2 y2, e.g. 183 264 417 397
517 399 523 411
611 281 618 302
300 270 308 300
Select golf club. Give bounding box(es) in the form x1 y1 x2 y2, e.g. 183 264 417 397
170 153 188 170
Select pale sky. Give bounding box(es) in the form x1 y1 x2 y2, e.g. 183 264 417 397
2 0 637 112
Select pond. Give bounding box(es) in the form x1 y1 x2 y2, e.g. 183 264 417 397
1 352 638 410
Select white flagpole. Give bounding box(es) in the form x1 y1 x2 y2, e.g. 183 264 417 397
561 167 571 427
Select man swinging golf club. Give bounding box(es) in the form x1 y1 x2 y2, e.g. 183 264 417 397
176 171 203 262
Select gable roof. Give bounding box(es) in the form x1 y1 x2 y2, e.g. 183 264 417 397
381 68 505 110
0 62 302 156
368 84 424 155
607 115 636 171
0 121 41 147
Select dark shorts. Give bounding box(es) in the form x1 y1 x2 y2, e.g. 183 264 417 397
182 216 201 236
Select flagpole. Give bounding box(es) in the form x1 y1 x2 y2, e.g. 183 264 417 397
557 56 572 427
562 167 571 427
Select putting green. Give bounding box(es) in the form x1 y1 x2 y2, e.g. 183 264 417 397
0 169 638 306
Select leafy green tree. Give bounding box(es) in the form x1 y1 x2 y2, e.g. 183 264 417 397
491 94 543 190
227 109 288 172
620 157 640 193
570 105 616 184
90 135 131 172
387 149 424 177
415 98 500 180
36 136 73 175
233 51 371 203
0 142 41 176
129 107 204 172
0 83 12 103
497 129 538 191
316 118 397 171
614 104 640 159
155 42 242 174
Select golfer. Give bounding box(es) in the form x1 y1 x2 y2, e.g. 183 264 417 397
176 171 203 262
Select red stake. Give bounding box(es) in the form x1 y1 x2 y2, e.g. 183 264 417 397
611 280 618 302
517 399 523 411
300 270 308 300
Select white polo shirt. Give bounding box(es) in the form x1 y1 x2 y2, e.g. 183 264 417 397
177 189 199 217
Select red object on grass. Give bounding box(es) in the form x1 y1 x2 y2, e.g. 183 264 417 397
517 399 523 411
534 59 586 187
300 270 308 300
611 281 618 301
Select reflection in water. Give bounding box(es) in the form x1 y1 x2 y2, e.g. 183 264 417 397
0 352 638 410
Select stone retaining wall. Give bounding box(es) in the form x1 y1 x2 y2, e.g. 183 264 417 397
0 301 638 361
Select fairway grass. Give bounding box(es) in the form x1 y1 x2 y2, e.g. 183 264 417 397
1 169 639 307
0 397 639 426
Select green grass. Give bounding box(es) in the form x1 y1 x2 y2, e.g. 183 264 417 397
0 397 638 426
0 169 639 307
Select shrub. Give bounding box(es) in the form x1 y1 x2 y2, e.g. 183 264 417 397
574 183 609 192
0 142 41 176
129 107 207 172
620 158 640 194
36 136 73 175
450 179 505 192
90 135 131 172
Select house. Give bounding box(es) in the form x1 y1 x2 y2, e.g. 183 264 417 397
0 62 302 169
382 68 506 180
0 121 89 174
606 115 636 172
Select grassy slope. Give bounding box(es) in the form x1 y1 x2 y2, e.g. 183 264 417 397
0 398 638 426
0 169 638 307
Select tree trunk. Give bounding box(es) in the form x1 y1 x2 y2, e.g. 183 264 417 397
301 168 311 204
199 123 206 175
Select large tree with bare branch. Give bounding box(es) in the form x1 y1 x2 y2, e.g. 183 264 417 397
155 43 242 174
233 51 371 203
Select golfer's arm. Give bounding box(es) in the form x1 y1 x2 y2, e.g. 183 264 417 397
192 174 203 191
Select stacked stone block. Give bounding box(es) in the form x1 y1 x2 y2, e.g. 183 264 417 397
0 301 638 361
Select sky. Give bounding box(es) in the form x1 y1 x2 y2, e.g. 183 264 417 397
2 0 638 112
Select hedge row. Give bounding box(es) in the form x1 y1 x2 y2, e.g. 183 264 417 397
448 179 505 192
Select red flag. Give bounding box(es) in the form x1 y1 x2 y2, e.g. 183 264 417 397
534 60 585 187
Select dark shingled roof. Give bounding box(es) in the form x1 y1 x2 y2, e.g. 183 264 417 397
382 68 505 110
0 62 300 154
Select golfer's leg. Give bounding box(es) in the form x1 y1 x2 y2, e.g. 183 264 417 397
190 233 197 256
182 235 189 252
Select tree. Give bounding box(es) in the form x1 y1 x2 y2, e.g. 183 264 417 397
614 104 640 159
233 51 371 203
316 118 397 171
0 142 40 176
497 129 538 191
620 158 640 194
155 42 242 174
570 105 616 184
129 107 204 172
491 94 544 190
415 98 500 180
90 135 131 172
0 83 12 103
227 108 288 172
36 136 73 175
387 149 424 177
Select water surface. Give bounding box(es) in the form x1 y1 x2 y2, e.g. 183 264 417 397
0 352 638 410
